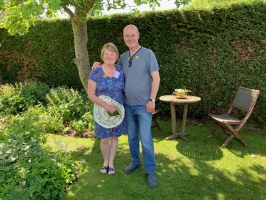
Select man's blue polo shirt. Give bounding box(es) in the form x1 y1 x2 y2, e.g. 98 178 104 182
117 47 159 106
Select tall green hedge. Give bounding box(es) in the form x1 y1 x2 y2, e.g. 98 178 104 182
0 2 265 124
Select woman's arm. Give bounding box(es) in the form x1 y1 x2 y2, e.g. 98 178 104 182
87 80 116 113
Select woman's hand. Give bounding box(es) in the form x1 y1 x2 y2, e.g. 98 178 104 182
104 103 116 113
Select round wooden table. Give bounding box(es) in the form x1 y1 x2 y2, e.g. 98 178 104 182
159 95 201 140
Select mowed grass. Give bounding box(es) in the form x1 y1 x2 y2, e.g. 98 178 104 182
45 120 266 200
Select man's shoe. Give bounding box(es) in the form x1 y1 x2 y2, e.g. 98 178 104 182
124 163 140 174
147 173 158 188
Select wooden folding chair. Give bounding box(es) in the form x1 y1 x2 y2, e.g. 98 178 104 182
209 86 260 147
152 109 161 130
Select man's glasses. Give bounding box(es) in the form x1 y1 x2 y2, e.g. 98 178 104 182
128 57 133 68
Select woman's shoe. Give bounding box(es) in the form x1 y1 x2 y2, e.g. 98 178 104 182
99 166 108 174
108 167 116 175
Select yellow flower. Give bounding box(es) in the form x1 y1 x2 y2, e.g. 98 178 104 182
103 74 107 78
135 55 140 60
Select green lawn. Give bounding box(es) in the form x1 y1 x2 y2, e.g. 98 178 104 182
46 120 266 200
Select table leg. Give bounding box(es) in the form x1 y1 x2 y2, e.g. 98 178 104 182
166 103 178 140
182 104 188 134
179 104 189 139
167 103 189 140
171 102 176 134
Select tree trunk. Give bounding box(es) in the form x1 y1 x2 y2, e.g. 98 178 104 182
71 16 90 92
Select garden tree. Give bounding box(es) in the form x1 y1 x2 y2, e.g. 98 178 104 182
0 0 190 91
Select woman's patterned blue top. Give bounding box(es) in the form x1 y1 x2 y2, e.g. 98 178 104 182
88 64 127 138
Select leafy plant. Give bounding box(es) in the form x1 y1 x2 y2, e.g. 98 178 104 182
70 111 94 134
0 107 79 200
0 82 50 114
25 105 64 134
46 87 92 123
174 89 191 93
20 81 50 107
0 83 24 114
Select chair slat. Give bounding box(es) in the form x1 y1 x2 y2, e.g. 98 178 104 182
232 87 258 111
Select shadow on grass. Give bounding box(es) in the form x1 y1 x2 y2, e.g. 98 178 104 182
203 125 266 157
153 118 266 158
176 141 223 161
64 137 266 200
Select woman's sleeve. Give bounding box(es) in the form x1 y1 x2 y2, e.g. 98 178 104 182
88 69 98 82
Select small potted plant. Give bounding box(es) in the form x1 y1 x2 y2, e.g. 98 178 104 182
173 88 191 98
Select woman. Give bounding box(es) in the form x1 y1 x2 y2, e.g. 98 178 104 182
88 43 127 175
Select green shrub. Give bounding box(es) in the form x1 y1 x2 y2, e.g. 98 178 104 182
46 87 92 123
0 114 12 141
0 108 79 200
0 143 79 200
0 104 64 139
82 111 94 131
70 111 94 134
0 83 94 135
0 62 21 83
25 105 65 134
0 82 50 114
7 62 22 83
0 84 24 114
20 81 50 107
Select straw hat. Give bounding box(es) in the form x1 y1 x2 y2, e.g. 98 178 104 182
93 95 125 128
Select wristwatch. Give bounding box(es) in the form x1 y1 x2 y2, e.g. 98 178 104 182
149 98 155 103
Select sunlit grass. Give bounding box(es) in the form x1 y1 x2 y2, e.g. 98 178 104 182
46 120 266 200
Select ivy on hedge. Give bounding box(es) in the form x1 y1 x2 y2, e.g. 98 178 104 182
0 2 265 124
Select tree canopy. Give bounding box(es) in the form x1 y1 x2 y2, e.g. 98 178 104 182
0 0 190 35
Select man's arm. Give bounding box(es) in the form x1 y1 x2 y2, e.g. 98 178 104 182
146 71 160 113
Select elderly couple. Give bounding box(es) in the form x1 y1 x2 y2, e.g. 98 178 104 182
87 24 160 188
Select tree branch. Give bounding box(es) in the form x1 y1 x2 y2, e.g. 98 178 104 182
75 0 97 18
63 6 74 18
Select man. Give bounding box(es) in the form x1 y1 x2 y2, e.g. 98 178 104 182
117 24 160 188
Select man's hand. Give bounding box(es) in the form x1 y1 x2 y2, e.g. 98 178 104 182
91 61 101 69
146 101 155 113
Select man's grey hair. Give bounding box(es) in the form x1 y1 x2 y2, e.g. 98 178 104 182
123 24 139 34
